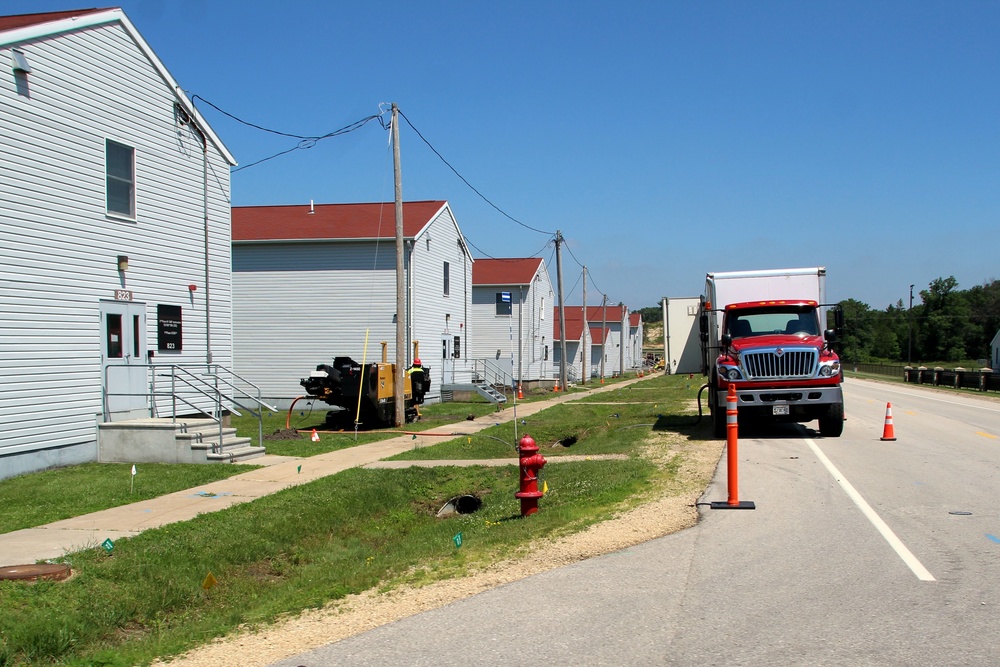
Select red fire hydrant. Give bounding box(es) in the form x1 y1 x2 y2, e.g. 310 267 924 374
515 434 547 516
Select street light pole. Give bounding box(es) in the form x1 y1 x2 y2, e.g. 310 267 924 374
907 284 914 365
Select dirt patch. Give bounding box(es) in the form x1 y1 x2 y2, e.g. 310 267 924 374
264 428 303 441
156 432 723 667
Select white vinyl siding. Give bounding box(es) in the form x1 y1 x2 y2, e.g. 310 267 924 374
232 203 472 403
0 19 234 478
232 244 397 399
409 206 471 386
590 311 628 376
470 261 554 382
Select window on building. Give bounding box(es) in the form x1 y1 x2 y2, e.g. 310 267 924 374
496 292 512 316
443 261 450 296
106 139 135 218
453 335 461 359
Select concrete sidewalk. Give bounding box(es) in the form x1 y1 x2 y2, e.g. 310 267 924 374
0 378 647 567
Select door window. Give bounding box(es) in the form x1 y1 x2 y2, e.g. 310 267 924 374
107 313 123 358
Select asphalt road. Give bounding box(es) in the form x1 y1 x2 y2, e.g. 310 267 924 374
271 378 1000 666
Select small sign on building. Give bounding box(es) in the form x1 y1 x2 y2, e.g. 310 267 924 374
157 304 183 351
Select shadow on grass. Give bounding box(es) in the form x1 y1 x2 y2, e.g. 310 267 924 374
652 413 708 436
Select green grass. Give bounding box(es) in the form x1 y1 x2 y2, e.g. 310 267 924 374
0 463 661 666
0 463 260 534
237 400 505 457
389 402 673 461
0 374 705 667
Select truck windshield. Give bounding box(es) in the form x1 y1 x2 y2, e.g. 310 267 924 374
727 307 819 337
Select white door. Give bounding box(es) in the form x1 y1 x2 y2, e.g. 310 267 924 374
101 300 148 417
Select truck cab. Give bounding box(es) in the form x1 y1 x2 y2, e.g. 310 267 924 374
702 298 844 437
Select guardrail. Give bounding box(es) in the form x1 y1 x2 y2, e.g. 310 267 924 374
847 362 1000 393
901 366 1000 393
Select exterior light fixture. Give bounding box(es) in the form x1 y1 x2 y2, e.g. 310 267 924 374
117 255 129 272
12 49 32 73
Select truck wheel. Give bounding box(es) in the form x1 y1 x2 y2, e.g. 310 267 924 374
818 404 844 437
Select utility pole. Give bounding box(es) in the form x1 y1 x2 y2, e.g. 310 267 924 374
392 103 405 427
620 303 626 375
517 286 523 393
554 231 568 392
581 266 587 384
600 294 608 381
908 283 914 365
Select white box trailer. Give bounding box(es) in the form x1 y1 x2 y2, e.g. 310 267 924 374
704 267 828 344
660 296 702 375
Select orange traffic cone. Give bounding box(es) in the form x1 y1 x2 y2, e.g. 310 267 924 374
517 385 524 399
554 382 560 393
311 428 320 442
880 403 896 441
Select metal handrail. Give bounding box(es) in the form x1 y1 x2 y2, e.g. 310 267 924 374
472 358 514 389
103 363 276 455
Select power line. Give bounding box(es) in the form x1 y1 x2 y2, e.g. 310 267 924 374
191 95 388 172
397 109 556 237
563 240 585 269
464 235 500 260
529 236 554 258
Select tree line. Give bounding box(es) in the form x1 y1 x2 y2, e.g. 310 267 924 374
838 277 1000 365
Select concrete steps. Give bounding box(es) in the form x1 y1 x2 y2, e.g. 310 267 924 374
98 418 266 465
441 382 508 406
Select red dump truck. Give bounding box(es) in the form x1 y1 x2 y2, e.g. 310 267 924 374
699 267 844 438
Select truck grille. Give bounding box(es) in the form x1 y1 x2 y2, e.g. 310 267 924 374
742 349 817 380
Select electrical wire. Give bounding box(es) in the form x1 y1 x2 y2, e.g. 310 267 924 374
397 109 556 237
191 95 389 172
558 234 611 303
564 240 586 270
464 235 500 260
529 236 554 258
565 271 583 299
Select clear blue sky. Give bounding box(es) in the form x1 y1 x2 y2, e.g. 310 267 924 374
9 1 999 311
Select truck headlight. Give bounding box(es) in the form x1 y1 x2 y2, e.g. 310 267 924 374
720 366 742 381
818 361 841 377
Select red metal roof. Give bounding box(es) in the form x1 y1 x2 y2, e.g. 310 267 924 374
557 305 628 322
0 8 109 31
553 317 586 341
582 305 627 321
232 201 448 242
630 313 641 326
472 258 542 286
553 305 632 341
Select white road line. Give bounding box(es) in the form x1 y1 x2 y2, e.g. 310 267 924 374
850 381 1000 413
804 438 936 582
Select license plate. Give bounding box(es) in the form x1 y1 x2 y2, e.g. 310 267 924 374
772 404 789 416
